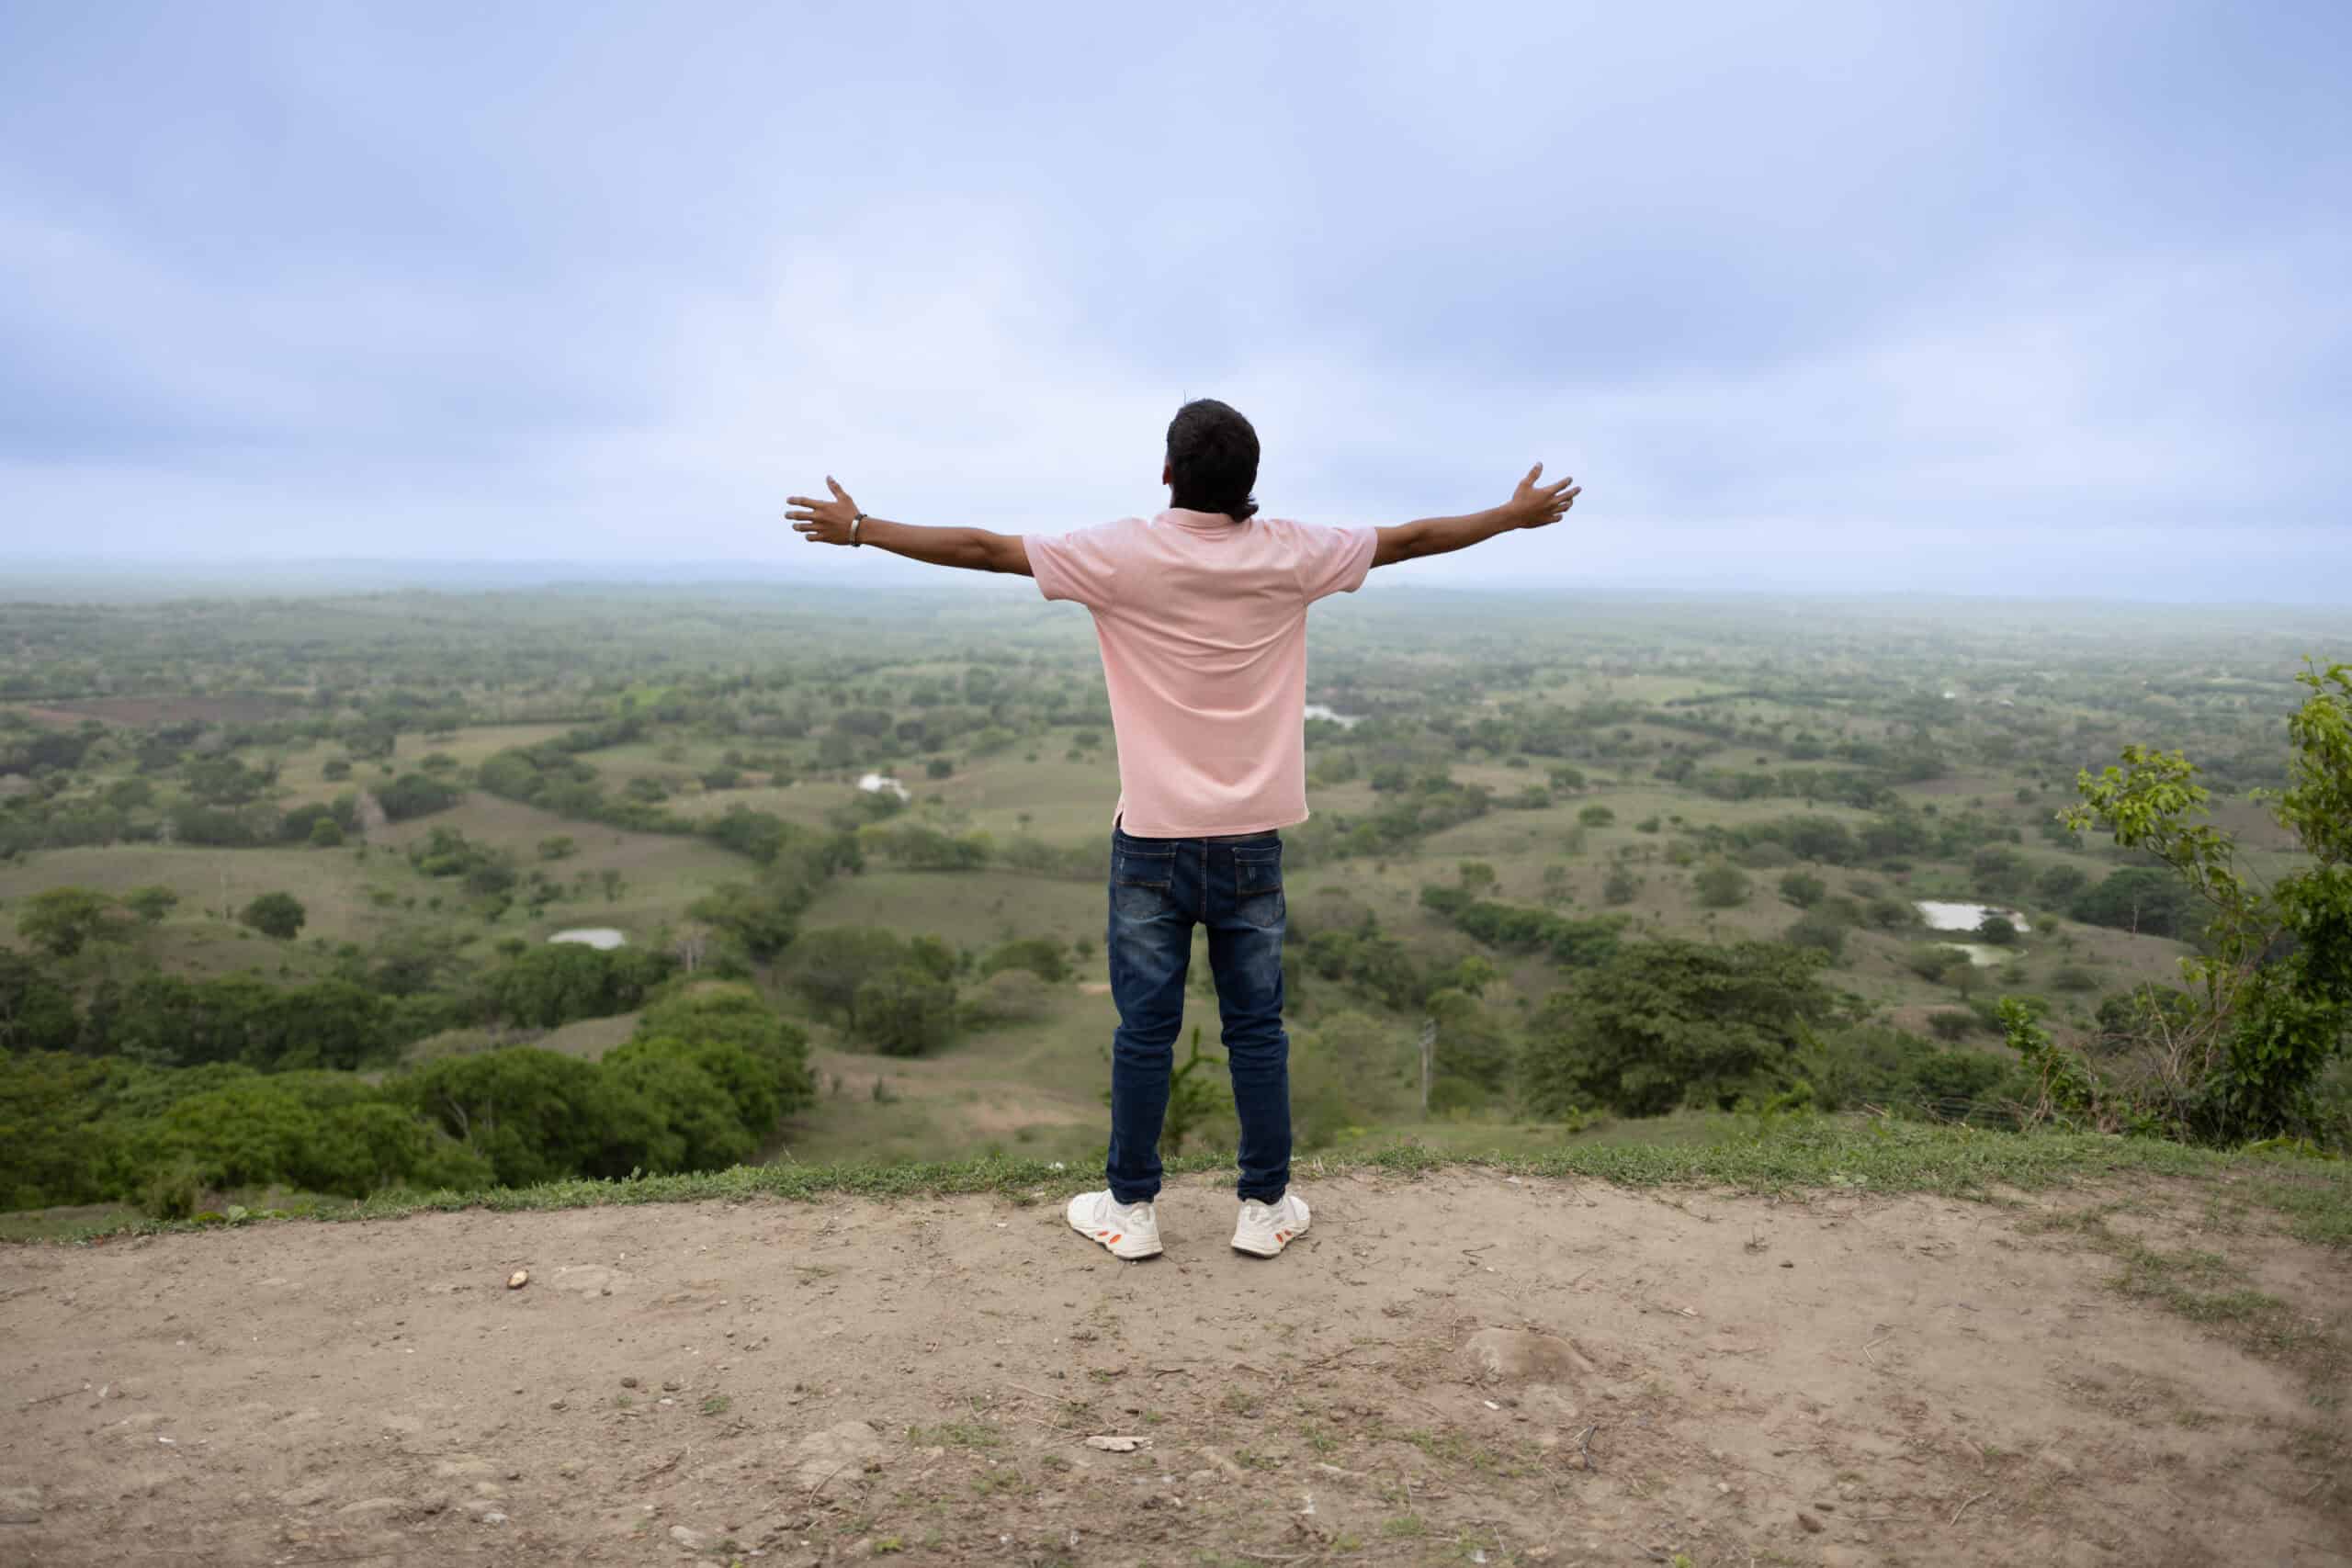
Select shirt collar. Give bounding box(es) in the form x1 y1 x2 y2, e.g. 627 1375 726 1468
1158 507 1243 531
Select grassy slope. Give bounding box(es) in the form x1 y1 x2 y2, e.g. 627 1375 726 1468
8 1119 2346 1252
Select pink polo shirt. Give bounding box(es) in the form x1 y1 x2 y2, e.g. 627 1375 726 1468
1026 509 1377 839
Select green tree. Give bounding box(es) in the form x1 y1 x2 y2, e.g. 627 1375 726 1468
632 984 814 1117
376 773 463 821
853 966 957 1056
308 815 345 848
1783 914 1847 960
239 892 308 941
17 886 123 958
1577 804 1616 828
1693 860 1751 908
1602 867 1637 906
2035 863 2089 906
785 926 910 1019
1777 871 1827 908
0 953 79 1054
980 937 1069 985
2068 866 2199 940
122 885 180 923
1522 940 1838 1117
2017 663 2352 1143
400 1048 625 1186
1975 913 2018 945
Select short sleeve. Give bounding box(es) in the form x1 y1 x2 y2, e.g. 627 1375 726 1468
1295 523 1379 603
1025 521 1129 610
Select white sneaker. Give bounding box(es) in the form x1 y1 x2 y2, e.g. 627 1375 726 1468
1231 1193 1310 1258
1066 1190 1163 1260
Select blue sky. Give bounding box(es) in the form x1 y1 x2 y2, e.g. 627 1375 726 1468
2 2 2346 599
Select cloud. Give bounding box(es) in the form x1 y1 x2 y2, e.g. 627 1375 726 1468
0 1 2346 600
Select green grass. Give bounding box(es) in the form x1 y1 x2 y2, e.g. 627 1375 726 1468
10 1115 2346 1245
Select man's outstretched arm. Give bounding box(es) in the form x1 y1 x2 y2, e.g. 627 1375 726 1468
1371 464 1580 569
787 478 1032 576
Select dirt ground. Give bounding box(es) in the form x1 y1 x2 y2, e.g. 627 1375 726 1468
2 1171 2345 1568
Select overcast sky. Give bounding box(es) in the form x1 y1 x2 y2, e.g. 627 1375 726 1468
2 2 2346 599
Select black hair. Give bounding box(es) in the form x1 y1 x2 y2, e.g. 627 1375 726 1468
1165 398 1260 522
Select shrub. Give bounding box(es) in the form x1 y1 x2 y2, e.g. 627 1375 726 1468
122 886 180 923
1867 897 1916 931
2035 863 2089 905
966 968 1051 1025
1602 868 1637 906
1928 1010 1974 1041
1522 939 1838 1117
1783 915 1847 960
1778 871 1827 908
1905 943 1962 982
1693 860 1751 908
981 938 1069 985
2051 964 2100 993
854 967 958 1056
376 773 463 821
239 892 307 941
1577 804 1615 828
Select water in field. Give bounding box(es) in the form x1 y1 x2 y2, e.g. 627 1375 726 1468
548 928 628 950
858 772 911 801
1915 899 2030 934
1304 703 1363 728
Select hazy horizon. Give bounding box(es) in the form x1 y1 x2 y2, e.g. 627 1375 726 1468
7 552 2352 616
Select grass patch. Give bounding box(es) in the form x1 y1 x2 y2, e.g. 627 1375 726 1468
7 1115 2348 1247
908 1420 1001 1450
2028 1212 2346 1394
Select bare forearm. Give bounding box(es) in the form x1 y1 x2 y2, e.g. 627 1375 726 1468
855 519 1032 575
1374 506 1519 566
1371 465 1580 569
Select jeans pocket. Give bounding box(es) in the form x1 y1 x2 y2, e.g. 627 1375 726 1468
1232 845 1284 929
1113 848 1175 920
1232 845 1283 897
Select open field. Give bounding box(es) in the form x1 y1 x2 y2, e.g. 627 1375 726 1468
4 587 2345 1231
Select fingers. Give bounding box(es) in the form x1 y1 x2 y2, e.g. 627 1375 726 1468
826 476 847 500
1547 474 1577 494
1521 462 1544 490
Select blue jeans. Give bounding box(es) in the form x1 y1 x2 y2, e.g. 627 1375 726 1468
1104 824 1290 1205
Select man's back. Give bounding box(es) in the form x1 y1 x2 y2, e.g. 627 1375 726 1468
1026 507 1375 838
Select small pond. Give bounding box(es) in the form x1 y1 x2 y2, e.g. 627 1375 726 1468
1304 703 1363 728
858 773 911 802
1914 899 2031 934
548 928 628 950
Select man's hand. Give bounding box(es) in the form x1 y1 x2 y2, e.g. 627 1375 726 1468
786 477 863 546
1500 463 1580 529
1371 461 1585 570
780 479 1033 576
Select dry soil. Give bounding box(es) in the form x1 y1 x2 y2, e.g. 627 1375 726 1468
2 1170 2345 1567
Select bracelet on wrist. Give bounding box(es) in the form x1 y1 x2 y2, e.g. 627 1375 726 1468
850 513 866 547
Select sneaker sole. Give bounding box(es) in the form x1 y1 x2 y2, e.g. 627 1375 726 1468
1230 1220 1308 1258
1069 1216 1163 1260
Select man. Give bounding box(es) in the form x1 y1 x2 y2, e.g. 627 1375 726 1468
787 399 1579 1261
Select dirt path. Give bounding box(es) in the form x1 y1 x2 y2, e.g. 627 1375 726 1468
2 1171 2344 1566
